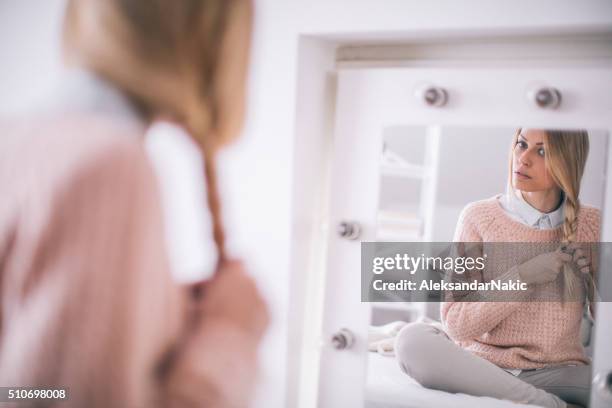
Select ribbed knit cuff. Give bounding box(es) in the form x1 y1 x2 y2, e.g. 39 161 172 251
479 265 533 302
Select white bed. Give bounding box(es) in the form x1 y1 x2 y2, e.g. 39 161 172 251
365 352 542 408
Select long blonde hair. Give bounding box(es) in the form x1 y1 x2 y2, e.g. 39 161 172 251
509 128 592 302
62 0 253 265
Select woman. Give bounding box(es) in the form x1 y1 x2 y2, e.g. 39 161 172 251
395 129 599 408
0 1 268 407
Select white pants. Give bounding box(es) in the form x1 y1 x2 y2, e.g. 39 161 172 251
394 322 591 408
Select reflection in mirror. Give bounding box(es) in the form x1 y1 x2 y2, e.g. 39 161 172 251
365 127 609 408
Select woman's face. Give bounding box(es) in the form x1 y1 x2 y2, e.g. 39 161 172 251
511 129 558 192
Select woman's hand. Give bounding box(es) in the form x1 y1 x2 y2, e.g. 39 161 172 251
198 260 269 338
517 246 573 285
564 243 591 275
165 261 268 407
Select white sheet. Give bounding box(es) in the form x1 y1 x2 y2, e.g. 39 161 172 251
365 352 543 408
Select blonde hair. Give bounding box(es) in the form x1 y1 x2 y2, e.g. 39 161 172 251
62 0 253 264
509 128 592 302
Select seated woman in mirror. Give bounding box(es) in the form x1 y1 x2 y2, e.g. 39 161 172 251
395 129 598 408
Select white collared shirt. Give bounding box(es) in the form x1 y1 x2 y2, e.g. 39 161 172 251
498 189 565 230
46 67 146 129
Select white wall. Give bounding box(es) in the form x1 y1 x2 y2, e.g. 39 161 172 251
0 0 64 113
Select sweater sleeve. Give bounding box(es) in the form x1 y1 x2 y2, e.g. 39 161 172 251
0 135 260 407
440 203 529 341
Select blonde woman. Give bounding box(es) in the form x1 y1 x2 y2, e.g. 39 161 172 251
0 1 268 407
395 129 599 408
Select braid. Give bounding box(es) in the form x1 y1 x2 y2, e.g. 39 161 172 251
184 108 227 273
561 195 580 302
565 195 598 305
187 137 226 302
562 193 579 243
203 149 226 265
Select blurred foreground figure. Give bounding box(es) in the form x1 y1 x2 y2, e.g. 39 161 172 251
0 0 268 406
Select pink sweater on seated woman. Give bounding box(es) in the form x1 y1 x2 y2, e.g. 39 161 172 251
441 196 600 370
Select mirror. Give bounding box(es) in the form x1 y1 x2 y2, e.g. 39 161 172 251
363 126 609 408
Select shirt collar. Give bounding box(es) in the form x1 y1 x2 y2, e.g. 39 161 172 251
508 189 565 229
46 67 147 130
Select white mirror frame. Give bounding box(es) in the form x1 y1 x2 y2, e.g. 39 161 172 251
288 35 612 408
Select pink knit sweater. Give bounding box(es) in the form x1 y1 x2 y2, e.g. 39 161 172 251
441 195 600 369
0 115 260 407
